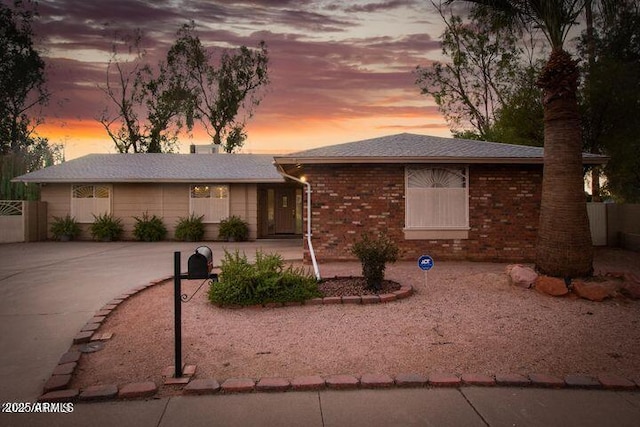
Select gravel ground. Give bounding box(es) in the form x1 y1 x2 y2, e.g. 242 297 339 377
70 248 640 389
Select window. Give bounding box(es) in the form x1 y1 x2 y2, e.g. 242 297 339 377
71 184 111 223
189 184 229 223
405 166 469 239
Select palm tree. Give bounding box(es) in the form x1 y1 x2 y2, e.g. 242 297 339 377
447 0 593 278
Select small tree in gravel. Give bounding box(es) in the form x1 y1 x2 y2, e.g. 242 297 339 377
351 233 399 291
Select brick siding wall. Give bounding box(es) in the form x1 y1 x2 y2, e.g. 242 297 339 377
302 163 542 263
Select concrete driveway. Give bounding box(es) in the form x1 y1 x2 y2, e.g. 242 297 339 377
0 239 302 401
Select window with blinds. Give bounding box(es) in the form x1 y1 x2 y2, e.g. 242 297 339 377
71 185 111 223
405 166 468 229
189 184 229 223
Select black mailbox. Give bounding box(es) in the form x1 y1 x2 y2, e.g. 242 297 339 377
187 246 213 279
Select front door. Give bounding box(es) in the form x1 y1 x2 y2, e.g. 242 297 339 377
275 187 296 234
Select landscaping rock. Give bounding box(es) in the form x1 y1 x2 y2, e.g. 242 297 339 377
535 276 568 296
506 264 538 289
620 281 640 300
572 280 619 302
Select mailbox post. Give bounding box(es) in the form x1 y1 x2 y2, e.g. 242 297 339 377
173 251 182 378
173 247 217 378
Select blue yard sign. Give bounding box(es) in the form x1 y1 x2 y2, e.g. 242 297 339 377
418 255 434 271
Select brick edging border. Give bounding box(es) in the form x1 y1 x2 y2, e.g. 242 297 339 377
39 277 640 403
40 371 640 402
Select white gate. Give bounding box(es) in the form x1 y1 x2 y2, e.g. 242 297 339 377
587 202 607 246
0 201 25 243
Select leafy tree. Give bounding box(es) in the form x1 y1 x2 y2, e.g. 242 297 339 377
0 0 61 200
0 0 49 154
167 23 269 153
98 30 193 153
448 0 593 278
489 63 544 146
416 3 522 139
579 1 640 202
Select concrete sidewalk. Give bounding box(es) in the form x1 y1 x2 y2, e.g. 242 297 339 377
1 387 639 427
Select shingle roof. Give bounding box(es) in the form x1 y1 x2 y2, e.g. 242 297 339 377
275 133 607 165
14 153 285 183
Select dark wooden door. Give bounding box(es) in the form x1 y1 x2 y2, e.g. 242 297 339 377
275 187 296 234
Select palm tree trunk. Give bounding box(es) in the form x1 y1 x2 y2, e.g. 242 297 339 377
535 49 593 278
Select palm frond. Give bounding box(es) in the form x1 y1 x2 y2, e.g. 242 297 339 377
447 0 586 48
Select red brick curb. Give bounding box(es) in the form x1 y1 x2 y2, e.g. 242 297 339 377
118 381 158 398
325 375 359 389
291 375 326 391
495 373 530 387
529 373 565 388
564 374 600 388
184 379 221 395
597 374 637 390
361 295 380 304
428 373 461 387
38 389 79 402
256 377 291 392
361 373 394 388
43 374 72 393
79 384 118 401
221 378 256 393
58 350 81 365
52 362 77 376
46 369 640 402
461 373 496 386
395 373 428 387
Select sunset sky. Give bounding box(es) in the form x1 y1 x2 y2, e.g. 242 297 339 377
21 0 456 159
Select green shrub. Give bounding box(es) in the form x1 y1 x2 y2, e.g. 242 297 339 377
218 215 249 241
175 213 205 241
208 250 320 306
90 213 123 241
133 212 167 242
351 233 399 291
50 215 80 241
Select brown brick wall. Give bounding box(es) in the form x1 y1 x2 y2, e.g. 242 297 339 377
301 163 542 263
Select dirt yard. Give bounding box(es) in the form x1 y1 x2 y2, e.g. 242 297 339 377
70 248 640 389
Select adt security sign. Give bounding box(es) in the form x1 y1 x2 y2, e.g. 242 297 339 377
418 255 434 271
